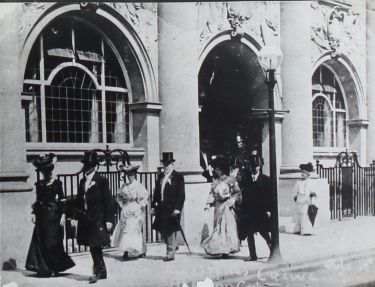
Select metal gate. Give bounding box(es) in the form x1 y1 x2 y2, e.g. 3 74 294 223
36 146 160 254
316 150 375 220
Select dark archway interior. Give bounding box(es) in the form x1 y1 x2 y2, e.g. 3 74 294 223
198 40 267 162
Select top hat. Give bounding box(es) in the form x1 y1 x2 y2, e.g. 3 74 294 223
249 154 263 167
299 162 314 173
120 164 140 174
33 153 56 171
81 151 98 171
161 152 176 166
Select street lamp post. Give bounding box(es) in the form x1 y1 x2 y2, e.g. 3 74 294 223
257 46 284 263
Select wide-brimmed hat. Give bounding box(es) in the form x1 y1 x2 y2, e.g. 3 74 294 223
299 162 314 173
32 153 56 171
80 151 98 171
120 164 140 174
161 152 176 166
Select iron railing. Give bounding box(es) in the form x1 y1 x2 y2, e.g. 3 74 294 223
316 150 375 220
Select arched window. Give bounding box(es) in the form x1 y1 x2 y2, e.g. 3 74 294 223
22 17 130 144
312 66 347 147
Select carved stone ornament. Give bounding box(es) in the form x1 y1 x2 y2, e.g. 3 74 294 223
226 2 252 38
106 3 158 69
19 3 52 45
197 2 279 47
310 2 361 58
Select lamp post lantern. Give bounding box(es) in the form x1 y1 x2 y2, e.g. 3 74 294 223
258 45 284 263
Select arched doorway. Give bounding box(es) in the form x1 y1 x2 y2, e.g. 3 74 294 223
198 39 267 167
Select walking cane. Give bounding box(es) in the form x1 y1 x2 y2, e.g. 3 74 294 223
178 222 192 255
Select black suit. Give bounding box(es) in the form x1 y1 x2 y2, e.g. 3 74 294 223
152 170 185 258
239 170 274 258
75 173 114 276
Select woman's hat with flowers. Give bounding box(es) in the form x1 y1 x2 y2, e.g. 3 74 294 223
120 164 140 174
32 153 56 171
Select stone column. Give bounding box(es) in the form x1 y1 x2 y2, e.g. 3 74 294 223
130 102 162 171
278 2 315 233
0 4 32 192
366 1 375 163
280 1 313 171
158 3 203 181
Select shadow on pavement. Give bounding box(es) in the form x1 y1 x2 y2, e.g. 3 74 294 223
21 270 91 282
142 255 166 261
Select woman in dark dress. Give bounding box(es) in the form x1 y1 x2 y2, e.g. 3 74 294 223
25 153 75 277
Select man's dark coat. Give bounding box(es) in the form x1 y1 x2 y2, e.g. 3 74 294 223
152 170 185 235
75 173 114 247
238 170 274 240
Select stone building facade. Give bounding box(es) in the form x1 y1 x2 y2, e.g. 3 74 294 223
0 1 373 265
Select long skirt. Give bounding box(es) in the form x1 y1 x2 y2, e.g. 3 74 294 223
25 207 75 274
296 203 316 235
201 201 240 255
112 204 146 257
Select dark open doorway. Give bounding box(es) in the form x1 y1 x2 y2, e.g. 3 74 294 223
198 40 267 169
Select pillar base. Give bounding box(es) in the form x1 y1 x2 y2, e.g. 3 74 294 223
0 171 33 193
180 168 207 184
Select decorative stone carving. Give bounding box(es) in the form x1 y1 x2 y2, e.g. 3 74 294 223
310 2 361 57
227 2 252 37
108 3 157 69
197 2 279 50
197 2 229 42
19 3 52 46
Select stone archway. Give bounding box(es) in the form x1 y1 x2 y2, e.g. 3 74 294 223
198 37 267 167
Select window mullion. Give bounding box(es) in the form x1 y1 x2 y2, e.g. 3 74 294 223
101 38 107 143
40 35 47 143
72 21 76 64
333 92 337 147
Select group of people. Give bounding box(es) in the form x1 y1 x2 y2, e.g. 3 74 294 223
25 148 317 283
25 151 186 283
201 153 274 261
200 152 318 262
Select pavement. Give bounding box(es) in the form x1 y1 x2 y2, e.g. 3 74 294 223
2 216 375 287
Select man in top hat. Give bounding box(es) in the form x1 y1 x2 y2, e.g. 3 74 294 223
151 152 185 261
72 151 114 283
238 152 274 261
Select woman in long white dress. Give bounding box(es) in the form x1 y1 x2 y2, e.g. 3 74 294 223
293 162 317 235
201 157 241 257
112 165 149 260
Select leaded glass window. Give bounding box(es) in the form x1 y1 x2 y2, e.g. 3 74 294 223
22 17 130 144
312 66 347 147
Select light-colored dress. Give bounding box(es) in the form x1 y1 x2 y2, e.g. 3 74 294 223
201 175 241 255
293 178 317 235
112 180 149 256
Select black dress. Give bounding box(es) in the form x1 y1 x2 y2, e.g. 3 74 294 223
25 179 75 275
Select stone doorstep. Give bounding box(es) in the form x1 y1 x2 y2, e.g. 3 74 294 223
215 247 375 284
